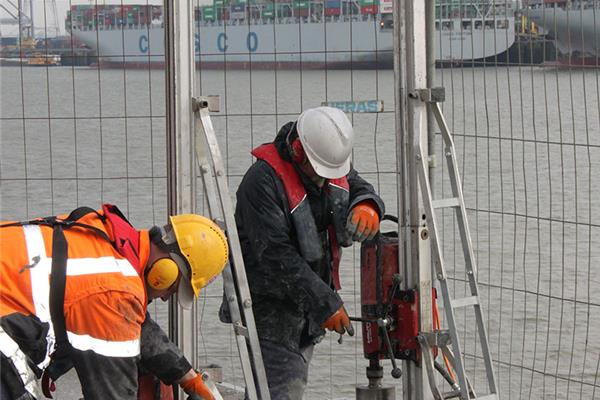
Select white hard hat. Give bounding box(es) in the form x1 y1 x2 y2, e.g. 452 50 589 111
296 106 354 179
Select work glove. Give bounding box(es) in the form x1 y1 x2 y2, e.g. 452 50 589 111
346 201 380 242
180 373 215 400
321 306 354 336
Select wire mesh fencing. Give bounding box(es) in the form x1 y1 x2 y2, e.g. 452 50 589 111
433 1 600 399
1 0 600 399
0 1 169 398
190 0 396 395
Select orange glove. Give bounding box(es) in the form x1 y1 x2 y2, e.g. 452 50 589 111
180 373 215 400
321 306 354 336
346 201 380 242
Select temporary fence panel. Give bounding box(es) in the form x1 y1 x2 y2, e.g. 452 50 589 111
191 0 396 397
2 0 600 399
431 1 600 399
0 0 169 398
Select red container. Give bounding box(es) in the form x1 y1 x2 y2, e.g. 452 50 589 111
294 7 309 17
324 7 341 16
360 5 378 14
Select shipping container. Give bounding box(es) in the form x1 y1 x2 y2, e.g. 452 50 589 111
231 4 246 19
293 0 310 9
294 7 310 17
324 7 341 16
325 0 341 15
275 4 292 18
262 4 275 18
217 8 231 20
360 5 378 14
379 0 393 14
202 6 216 21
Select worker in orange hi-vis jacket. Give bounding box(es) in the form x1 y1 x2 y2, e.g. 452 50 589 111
0 204 228 400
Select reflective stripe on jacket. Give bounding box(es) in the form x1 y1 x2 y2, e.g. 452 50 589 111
0 210 148 362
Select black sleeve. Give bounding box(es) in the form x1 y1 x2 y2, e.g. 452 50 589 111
347 167 385 217
236 162 342 325
138 313 192 384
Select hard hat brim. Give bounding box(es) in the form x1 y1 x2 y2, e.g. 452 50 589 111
171 252 195 309
177 277 195 310
305 151 351 179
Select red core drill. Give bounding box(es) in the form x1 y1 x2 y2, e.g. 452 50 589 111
354 215 439 391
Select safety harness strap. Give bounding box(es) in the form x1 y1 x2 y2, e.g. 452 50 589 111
46 207 113 385
49 224 69 364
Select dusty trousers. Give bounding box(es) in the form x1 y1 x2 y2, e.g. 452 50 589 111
246 339 314 400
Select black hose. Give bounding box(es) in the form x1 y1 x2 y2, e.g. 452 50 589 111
434 359 458 389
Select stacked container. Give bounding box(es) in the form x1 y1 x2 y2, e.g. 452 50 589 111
360 0 378 15
293 0 310 17
231 3 247 20
202 6 216 22
325 0 342 16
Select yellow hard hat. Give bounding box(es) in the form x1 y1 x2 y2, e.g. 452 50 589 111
169 214 229 300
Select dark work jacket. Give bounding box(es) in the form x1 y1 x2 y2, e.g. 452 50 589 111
221 122 384 352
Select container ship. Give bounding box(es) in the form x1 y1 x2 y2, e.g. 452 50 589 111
525 0 599 66
67 0 516 69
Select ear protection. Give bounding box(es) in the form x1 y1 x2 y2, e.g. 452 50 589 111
291 139 306 164
147 226 181 290
147 258 179 290
286 121 306 165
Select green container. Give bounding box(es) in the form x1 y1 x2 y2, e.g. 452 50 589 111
292 0 309 8
359 0 377 6
262 3 274 17
202 6 215 20
214 0 225 6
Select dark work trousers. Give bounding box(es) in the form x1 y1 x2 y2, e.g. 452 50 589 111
0 380 34 400
246 339 314 400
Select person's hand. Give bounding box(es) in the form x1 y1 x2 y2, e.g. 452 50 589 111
321 306 354 336
180 373 215 400
346 201 380 242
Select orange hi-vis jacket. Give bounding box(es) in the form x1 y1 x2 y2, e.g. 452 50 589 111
0 207 150 397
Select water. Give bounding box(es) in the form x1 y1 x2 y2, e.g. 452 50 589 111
1 64 599 399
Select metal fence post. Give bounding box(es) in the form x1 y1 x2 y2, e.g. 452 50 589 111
393 0 434 399
165 1 197 398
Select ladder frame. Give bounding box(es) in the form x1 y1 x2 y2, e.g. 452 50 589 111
412 88 499 400
192 96 271 400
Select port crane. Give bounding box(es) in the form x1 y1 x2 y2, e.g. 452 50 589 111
0 0 61 39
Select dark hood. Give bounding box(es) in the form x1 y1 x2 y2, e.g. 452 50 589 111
273 121 297 162
272 120 324 192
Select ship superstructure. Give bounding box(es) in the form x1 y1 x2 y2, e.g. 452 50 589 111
67 0 516 68
525 0 599 65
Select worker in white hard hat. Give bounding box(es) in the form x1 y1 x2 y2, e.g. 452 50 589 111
0 204 228 400
219 107 385 399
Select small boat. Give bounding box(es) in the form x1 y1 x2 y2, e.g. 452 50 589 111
26 54 61 66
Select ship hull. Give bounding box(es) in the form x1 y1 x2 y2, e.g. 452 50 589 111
527 7 599 65
72 17 515 69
